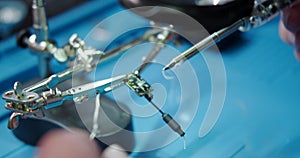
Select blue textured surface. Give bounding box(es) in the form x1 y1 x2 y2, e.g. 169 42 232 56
1 0 300 157
0 119 27 158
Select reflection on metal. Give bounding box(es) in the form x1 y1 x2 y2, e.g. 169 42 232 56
8 112 23 130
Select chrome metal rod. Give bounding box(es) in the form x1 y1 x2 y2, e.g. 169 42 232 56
32 0 48 42
24 64 85 93
137 42 165 73
32 0 50 77
100 37 145 62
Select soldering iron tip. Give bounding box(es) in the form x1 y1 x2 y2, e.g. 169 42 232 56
163 61 177 71
162 66 170 71
180 132 185 137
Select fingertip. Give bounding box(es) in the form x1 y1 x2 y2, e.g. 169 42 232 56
36 129 101 158
279 20 295 46
294 49 300 62
101 144 129 158
296 31 300 50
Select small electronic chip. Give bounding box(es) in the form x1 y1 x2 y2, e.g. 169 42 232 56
125 71 152 97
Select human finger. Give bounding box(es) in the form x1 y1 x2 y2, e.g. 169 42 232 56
282 0 300 33
101 144 128 158
279 19 295 46
36 129 101 158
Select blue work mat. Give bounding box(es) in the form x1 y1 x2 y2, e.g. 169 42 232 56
0 0 299 158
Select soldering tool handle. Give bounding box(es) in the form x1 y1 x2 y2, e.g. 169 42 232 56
162 113 185 137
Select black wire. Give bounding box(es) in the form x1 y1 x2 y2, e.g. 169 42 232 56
144 95 164 115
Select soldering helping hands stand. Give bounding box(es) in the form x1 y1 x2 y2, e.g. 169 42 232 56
2 0 188 139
